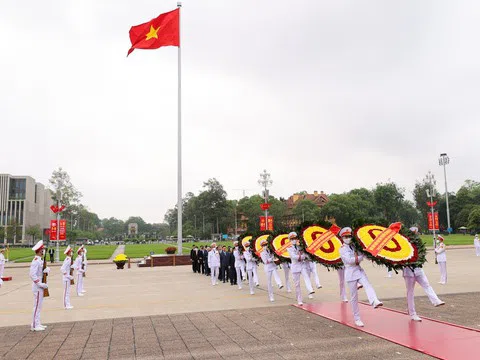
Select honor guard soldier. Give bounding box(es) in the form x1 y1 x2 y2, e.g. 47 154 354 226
74 246 86 296
208 243 220 285
260 239 283 302
0 247 5 278
286 232 315 305
61 246 74 309
29 241 50 331
243 241 256 295
475 234 480 257
304 254 322 289
435 235 447 284
233 241 246 289
339 227 383 327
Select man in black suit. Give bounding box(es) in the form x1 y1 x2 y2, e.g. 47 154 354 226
190 246 199 273
48 248 55 263
227 246 236 285
204 246 211 276
198 246 205 274
220 245 229 283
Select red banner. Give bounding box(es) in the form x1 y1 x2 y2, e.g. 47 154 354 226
59 220 67 240
259 216 274 231
50 220 58 241
427 212 439 231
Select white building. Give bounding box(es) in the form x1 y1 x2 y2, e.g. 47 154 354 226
0 174 54 245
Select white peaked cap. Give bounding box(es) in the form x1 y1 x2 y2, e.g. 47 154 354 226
288 232 297 238
409 227 419 233
32 240 44 252
339 227 352 237
64 245 72 255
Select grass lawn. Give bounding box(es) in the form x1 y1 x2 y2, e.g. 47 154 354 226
6 245 117 263
420 234 475 246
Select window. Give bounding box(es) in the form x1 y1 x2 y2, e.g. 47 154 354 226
9 179 26 200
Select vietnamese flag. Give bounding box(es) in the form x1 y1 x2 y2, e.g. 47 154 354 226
127 8 180 56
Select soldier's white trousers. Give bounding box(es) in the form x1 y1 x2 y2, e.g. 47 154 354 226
32 289 44 328
347 274 380 321
252 265 259 285
337 268 347 301
307 262 321 288
210 266 219 285
76 273 84 295
63 280 72 308
292 272 303 304
301 268 314 294
247 269 255 293
283 265 291 292
0 264 4 277
265 269 282 299
404 274 442 316
438 261 447 283
476 246 480 256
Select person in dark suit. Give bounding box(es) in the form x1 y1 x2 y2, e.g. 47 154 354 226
227 246 236 285
48 248 55 263
204 246 211 276
198 246 205 274
190 246 199 273
219 246 228 282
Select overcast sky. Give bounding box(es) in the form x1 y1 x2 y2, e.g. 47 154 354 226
1 1 479 223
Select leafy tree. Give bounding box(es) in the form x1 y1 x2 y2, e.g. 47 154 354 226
374 182 405 223
102 217 125 237
49 167 82 207
293 200 321 223
468 206 480 231
26 224 42 244
5 219 22 243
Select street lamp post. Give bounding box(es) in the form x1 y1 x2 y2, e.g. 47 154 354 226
425 171 437 248
258 170 273 230
439 153 451 233
55 190 62 263
234 201 238 239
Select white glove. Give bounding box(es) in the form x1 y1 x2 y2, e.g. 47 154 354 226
43 267 50 274
79 269 85 273
38 283 48 289
71 265 75 269
67 275 74 280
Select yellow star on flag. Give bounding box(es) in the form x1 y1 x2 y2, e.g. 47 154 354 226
145 25 160 41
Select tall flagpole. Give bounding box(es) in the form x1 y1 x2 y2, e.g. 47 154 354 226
176 2 183 255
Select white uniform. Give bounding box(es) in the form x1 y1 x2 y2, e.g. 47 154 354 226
252 258 259 286
61 257 73 308
435 242 447 284
29 256 46 329
304 255 321 289
474 236 480 256
260 248 283 301
233 247 246 288
74 256 85 295
337 267 348 302
282 262 292 292
243 249 256 294
339 244 381 321
287 245 314 304
208 249 220 285
403 267 443 316
0 252 5 277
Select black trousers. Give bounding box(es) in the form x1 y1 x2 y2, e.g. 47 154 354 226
191 260 197 273
229 266 237 285
49 255 54 263
199 261 204 274
220 265 228 282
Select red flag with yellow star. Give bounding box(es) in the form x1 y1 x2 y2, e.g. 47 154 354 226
127 8 179 56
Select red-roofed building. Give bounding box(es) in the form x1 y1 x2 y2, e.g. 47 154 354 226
285 190 329 211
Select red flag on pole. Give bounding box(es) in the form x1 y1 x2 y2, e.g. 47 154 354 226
127 9 180 56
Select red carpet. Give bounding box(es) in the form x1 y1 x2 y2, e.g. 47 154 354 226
1 276 12 281
295 302 480 360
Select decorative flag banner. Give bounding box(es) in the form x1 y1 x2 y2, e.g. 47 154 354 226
59 220 67 240
49 220 57 241
127 8 180 56
259 216 274 231
302 225 343 267
427 212 440 231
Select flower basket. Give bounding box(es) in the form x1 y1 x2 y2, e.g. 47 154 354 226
165 246 177 255
113 254 128 270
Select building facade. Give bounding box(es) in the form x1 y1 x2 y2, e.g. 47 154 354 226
0 174 54 245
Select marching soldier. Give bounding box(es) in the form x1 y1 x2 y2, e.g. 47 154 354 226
29 241 50 331
282 261 292 293
233 241 246 289
61 246 74 309
304 254 322 289
243 241 256 295
0 247 5 278
435 235 447 284
74 246 86 296
339 227 383 327
475 234 480 257
208 243 220 285
260 239 283 302
286 232 315 305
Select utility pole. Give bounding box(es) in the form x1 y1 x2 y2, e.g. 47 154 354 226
258 170 273 230
425 171 437 248
439 153 451 233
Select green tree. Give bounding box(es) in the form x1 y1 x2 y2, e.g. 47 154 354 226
293 200 321 223
49 167 82 207
468 206 480 231
102 217 125 238
26 224 42 245
373 182 405 223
